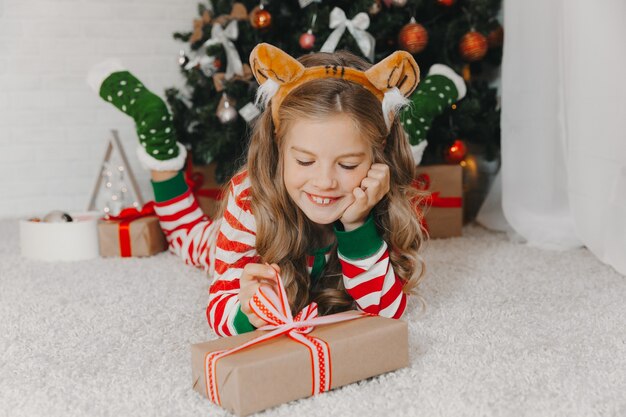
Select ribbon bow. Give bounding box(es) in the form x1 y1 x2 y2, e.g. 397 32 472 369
104 202 156 257
204 267 367 405
320 7 375 62
184 158 226 201
203 20 244 80
105 201 156 222
184 53 217 78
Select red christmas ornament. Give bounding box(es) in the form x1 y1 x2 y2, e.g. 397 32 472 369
250 6 272 29
487 25 504 48
436 0 456 6
398 18 428 54
459 31 488 62
299 30 316 50
444 139 467 164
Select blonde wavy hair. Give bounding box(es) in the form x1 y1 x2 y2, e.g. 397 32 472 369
222 50 427 316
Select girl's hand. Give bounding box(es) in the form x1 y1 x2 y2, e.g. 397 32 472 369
238 263 280 328
340 163 390 231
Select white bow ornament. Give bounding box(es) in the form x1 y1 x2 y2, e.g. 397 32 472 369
203 19 244 80
320 7 376 62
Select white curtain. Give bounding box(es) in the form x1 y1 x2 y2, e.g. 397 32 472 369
498 0 626 274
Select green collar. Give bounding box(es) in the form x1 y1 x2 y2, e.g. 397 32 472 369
308 243 332 256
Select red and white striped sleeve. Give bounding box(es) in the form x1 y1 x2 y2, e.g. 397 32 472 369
206 171 260 337
151 170 259 337
152 173 219 272
336 216 407 319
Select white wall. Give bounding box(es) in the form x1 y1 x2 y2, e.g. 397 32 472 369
0 0 198 218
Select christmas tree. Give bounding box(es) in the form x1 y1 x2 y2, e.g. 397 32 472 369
166 0 502 183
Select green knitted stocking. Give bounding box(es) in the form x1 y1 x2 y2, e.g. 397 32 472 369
401 64 466 165
88 60 186 171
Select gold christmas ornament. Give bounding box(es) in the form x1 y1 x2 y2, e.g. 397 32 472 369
462 64 471 81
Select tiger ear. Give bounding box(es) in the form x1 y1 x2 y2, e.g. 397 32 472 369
364 51 420 97
249 43 305 87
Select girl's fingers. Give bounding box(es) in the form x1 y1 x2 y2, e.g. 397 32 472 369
249 314 268 328
240 262 284 328
239 282 260 314
241 263 278 285
353 186 367 201
360 177 378 190
367 167 387 180
360 178 380 201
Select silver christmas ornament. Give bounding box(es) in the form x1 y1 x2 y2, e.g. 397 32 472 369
198 55 218 77
216 93 238 124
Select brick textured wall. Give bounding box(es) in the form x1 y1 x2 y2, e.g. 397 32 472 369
0 0 199 218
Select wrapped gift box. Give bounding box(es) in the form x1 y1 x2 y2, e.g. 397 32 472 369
191 315 408 416
414 164 463 238
188 163 225 219
19 212 101 261
98 216 167 257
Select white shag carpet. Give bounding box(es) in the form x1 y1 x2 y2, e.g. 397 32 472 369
1 220 625 417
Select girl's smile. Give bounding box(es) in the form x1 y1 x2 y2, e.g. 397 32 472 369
305 192 341 206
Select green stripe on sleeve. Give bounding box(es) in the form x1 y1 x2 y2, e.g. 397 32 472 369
334 215 384 259
150 170 188 202
233 304 256 334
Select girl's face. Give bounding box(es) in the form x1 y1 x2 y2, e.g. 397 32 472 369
282 114 373 225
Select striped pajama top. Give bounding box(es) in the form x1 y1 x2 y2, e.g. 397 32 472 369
151 170 407 337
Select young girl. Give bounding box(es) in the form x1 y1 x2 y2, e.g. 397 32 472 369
88 43 426 337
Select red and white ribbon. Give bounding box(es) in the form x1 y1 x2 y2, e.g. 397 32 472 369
204 267 368 404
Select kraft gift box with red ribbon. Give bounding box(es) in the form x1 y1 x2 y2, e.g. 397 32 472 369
98 201 168 257
191 270 409 417
413 164 463 239
186 162 226 219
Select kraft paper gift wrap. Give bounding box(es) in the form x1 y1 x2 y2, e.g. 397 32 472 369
414 164 463 238
191 315 409 416
98 216 167 257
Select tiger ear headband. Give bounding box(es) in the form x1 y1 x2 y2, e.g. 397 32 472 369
249 43 420 132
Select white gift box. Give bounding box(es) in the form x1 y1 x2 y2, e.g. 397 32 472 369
19 212 101 261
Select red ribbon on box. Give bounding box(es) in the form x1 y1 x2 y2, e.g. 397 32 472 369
412 173 462 232
204 267 369 405
105 201 156 257
184 156 226 201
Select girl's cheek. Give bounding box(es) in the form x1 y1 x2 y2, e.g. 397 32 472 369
345 171 367 189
